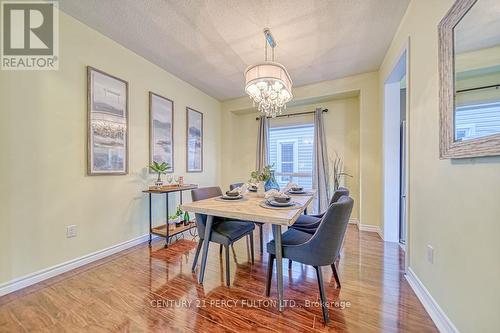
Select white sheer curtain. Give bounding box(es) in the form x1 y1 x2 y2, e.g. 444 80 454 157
256 115 269 172
312 108 330 214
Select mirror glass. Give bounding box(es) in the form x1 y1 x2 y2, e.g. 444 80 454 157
453 0 500 142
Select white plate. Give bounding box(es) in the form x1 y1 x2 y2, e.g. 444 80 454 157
288 190 306 194
266 199 293 207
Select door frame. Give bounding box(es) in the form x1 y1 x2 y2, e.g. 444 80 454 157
382 37 410 273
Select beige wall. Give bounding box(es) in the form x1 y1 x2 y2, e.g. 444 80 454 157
380 0 500 331
0 11 222 285
222 72 380 227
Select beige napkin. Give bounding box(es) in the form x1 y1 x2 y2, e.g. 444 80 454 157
228 187 240 194
265 189 289 200
284 182 299 192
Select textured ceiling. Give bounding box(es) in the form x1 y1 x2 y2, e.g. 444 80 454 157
60 0 410 100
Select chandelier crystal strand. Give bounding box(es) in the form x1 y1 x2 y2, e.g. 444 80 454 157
244 28 292 118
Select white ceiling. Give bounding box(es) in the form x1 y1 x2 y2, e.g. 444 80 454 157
60 0 410 100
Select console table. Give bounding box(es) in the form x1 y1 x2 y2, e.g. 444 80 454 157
143 184 198 247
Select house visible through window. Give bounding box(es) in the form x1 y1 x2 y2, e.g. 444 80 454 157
268 124 314 189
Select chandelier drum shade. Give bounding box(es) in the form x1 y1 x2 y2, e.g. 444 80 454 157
244 29 293 118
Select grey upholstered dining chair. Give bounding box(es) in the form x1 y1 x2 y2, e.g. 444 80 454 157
230 182 265 255
265 196 354 323
191 186 255 287
287 187 350 271
290 187 350 234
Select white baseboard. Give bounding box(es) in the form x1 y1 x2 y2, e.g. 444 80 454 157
405 267 459 333
0 234 151 297
357 223 383 239
349 218 359 225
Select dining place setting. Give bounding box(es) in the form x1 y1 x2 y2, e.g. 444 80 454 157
220 181 314 207
180 169 353 323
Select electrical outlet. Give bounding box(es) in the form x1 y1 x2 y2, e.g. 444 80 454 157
427 245 434 264
66 225 77 238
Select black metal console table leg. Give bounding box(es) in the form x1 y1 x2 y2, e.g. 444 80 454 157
165 193 170 248
148 193 152 245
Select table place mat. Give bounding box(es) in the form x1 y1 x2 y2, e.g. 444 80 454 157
259 201 300 210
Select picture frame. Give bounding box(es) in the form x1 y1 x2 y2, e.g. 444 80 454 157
149 92 174 172
186 107 203 172
87 66 129 175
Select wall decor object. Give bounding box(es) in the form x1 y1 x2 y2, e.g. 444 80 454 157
439 0 500 158
186 107 203 172
149 92 174 171
87 66 128 175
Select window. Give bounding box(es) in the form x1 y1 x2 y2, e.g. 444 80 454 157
268 124 314 189
455 102 500 141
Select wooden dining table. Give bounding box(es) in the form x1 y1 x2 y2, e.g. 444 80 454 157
180 190 315 312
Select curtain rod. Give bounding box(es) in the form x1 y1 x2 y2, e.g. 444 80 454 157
255 108 328 120
456 84 500 93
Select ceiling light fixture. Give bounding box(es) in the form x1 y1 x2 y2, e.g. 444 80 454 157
244 28 293 118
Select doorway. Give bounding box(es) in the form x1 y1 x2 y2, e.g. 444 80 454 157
383 46 409 253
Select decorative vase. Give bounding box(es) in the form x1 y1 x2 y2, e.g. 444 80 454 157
257 181 266 197
168 220 176 231
175 219 183 228
155 173 163 187
265 170 280 191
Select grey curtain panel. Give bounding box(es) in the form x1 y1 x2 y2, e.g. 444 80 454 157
256 115 269 171
312 108 330 214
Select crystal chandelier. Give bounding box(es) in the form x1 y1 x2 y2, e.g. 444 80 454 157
244 28 293 118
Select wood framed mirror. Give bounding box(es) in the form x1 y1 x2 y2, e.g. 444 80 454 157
439 0 500 158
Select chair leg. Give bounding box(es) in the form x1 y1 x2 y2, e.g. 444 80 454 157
192 240 203 273
249 234 255 264
288 259 292 269
331 263 341 288
258 224 264 254
315 266 330 323
265 253 275 296
219 244 223 255
225 245 230 287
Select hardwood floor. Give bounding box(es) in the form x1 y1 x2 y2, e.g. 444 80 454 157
0 225 437 332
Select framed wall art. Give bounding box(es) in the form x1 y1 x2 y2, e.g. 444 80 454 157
149 92 174 171
87 66 128 175
186 107 203 172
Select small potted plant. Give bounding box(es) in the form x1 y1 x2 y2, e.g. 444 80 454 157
169 206 184 228
249 165 273 196
149 161 170 187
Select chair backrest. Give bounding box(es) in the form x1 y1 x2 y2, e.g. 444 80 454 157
329 187 350 205
229 182 244 191
306 195 353 266
191 186 222 239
